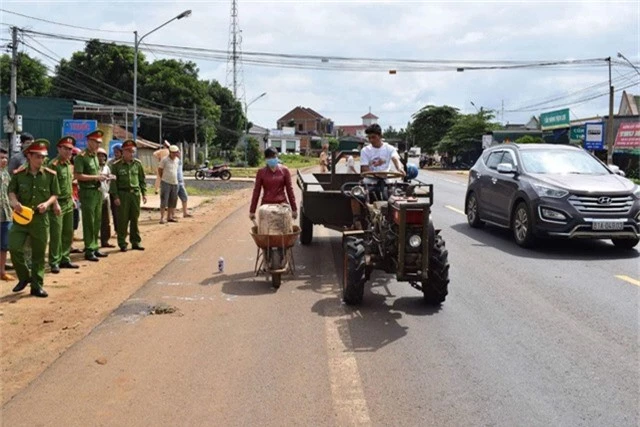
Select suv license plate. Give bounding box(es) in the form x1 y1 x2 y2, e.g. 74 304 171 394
592 221 624 231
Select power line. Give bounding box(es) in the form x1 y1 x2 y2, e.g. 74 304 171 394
0 9 131 34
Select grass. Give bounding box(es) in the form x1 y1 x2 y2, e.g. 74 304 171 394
184 185 232 197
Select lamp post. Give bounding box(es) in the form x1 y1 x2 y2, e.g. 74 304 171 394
133 10 192 143
617 52 640 76
244 92 267 162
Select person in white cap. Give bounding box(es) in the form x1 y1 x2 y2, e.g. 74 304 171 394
158 145 180 224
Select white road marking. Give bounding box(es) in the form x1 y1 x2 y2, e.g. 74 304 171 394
445 205 466 215
615 275 640 287
324 303 372 426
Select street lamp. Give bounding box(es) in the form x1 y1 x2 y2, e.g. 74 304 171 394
133 10 192 143
244 92 267 162
617 52 640 76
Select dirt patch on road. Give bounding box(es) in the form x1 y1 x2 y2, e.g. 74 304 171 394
0 186 254 404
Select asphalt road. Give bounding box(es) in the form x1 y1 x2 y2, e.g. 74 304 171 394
3 168 639 426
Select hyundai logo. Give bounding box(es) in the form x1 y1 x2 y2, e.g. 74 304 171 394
597 196 612 205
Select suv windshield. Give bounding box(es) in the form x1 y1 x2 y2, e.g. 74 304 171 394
520 149 610 175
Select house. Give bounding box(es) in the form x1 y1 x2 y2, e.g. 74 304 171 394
109 124 162 171
336 111 379 138
503 116 540 130
276 106 334 135
267 127 302 154
618 91 640 115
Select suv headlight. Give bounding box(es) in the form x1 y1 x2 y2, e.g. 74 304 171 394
532 183 568 199
633 185 640 199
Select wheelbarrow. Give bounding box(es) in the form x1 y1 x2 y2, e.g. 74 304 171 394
250 225 301 288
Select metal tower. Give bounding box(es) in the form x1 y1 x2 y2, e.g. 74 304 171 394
226 0 245 104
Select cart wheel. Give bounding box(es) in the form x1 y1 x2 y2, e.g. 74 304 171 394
272 273 281 289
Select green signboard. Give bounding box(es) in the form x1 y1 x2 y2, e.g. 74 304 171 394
570 125 585 142
540 108 570 130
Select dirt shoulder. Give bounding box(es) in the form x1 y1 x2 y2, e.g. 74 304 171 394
0 185 255 404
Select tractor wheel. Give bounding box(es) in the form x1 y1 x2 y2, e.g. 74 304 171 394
342 236 366 305
195 170 205 180
271 273 281 289
300 209 313 245
422 223 450 305
220 170 232 180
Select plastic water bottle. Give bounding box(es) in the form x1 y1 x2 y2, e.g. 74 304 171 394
218 257 224 273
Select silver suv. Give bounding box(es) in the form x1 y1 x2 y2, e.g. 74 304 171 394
464 143 640 249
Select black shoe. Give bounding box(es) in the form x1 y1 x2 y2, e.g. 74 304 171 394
85 254 99 262
101 243 116 248
132 245 145 251
12 279 31 292
94 251 108 258
120 247 128 252
30 288 48 298
60 262 80 269
50 265 60 274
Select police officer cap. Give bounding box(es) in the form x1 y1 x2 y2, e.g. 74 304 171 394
365 123 382 136
86 129 104 143
57 136 76 149
25 138 49 155
122 139 137 151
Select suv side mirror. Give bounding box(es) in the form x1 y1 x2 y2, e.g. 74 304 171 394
608 164 626 177
496 163 515 174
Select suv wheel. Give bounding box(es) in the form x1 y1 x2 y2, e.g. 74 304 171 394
513 202 536 248
612 238 639 250
466 192 484 228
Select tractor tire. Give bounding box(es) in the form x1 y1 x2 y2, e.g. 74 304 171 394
271 273 281 289
342 236 366 305
220 170 232 180
195 170 205 180
300 209 313 245
422 223 450 305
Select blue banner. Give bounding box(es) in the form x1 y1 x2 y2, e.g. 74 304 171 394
61 120 97 150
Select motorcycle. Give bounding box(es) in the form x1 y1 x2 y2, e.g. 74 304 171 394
194 163 232 180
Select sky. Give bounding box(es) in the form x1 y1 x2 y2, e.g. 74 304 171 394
1 0 639 134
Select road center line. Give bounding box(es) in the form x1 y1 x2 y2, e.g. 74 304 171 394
324 303 372 426
445 205 465 215
615 275 640 287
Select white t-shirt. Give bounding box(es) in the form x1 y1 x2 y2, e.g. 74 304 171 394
99 165 111 200
360 143 400 173
159 156 180 185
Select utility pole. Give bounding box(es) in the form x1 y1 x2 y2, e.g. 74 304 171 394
192 104 197 164
9 26 18 159
606 57 615 165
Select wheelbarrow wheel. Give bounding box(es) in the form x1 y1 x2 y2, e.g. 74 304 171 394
271 273 281 289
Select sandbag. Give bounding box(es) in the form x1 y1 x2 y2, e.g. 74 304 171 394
258 204 293 235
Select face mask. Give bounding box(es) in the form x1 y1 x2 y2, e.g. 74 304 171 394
266 158 279 168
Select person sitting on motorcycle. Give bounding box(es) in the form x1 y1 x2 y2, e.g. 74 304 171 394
360 123 405 201
249 147 298 221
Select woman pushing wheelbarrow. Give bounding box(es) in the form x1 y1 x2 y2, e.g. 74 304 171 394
249 147 300 288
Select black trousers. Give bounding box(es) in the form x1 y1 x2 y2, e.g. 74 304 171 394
100 198 111 246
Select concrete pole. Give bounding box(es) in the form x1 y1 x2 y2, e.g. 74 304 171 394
606 57 615 165
9 26 18 157
133 31 138 144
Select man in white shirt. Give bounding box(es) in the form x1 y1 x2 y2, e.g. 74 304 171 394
360 124 405 201
158 145 181 224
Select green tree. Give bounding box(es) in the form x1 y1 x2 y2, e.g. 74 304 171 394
0 53 51 96
438 109 500 155
206 80 245 151
410 105 459 153
51 39 139 103
139 59 220 144
514 135 543 144
328 137 339 151
246 136 262 167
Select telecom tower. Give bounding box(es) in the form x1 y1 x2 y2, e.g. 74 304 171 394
226 0 245 104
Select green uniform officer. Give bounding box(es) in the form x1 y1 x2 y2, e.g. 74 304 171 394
48 136 80 273
8 139 60 298
109 139 147 251
74 130 108 262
